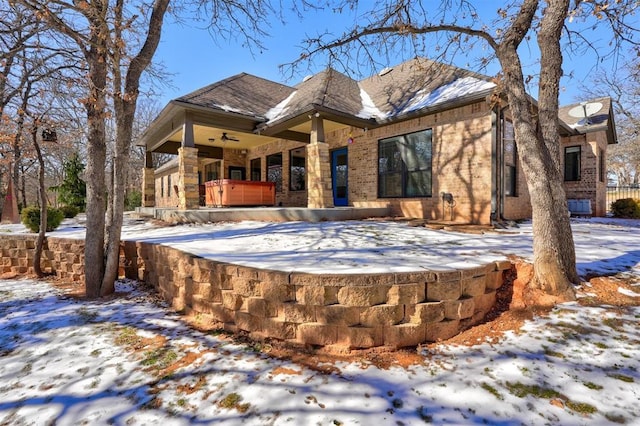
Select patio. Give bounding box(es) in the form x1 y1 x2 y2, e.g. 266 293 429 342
135 205 392 223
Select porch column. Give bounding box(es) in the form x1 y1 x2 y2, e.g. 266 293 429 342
142 151 155 207
178 113 199 210
178 147 199 210
306 114 334 208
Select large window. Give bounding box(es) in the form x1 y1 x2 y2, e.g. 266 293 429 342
267 153 283 192
378 129 432 198
290 147 306 191
564 146 581 181
250 158 261 181
503 119 517 196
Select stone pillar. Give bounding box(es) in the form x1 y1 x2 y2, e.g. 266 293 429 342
142 168 156 207
306 114 334 208
142 151 155 207
178 146 199 210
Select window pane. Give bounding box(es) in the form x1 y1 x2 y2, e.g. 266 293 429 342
289 148 306 191
378 172 403 197
406 170 431 197
250 158 261 181
267 153 283 192
505 165 516 196
403 131 432 171
378 129 432 197
564 146 580 181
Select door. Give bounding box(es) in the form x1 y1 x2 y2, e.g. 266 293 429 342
331 148 348 206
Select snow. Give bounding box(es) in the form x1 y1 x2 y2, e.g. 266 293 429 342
356 85 387 120
264 91 297 122
31 216 640 279
212 104 255 116
1 216 640 424
401 76 496 115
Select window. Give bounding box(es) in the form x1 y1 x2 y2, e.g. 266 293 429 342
564 146 581 181
599 148 605 183
503 119 517 196
160 176 164 197
289 147 306 191
267 153 283 192
378 129 432 198
204 161 220 181
167 175 171 196
250 158 261 181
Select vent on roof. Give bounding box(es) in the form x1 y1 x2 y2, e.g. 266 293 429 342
302 75 313 82
378 67 393 76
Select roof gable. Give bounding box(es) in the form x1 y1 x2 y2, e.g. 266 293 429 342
175 73 295 119
359 58 495 119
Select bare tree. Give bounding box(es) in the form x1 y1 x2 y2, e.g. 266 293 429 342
17 0 276 297
583 57 640 185
289 0 639 306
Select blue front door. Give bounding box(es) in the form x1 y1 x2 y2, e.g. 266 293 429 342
331 148 348 206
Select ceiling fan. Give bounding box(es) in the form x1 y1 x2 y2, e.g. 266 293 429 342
221 132 240 142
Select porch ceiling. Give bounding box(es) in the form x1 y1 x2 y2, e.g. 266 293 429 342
152 119 353 155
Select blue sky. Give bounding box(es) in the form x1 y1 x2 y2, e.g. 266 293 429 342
152 4 632 107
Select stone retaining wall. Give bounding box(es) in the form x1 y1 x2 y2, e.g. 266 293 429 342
1 234 511 349
0 234 85 281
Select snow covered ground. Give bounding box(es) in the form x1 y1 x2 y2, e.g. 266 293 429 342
6 215 638 278
1 216 639 425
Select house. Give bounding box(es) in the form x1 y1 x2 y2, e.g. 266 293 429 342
138 57 617 224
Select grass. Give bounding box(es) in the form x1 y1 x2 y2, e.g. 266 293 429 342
505 382 598 416
141 348 178 370
481 382 504 400
583 381 604 390
608 373 635 383
114 326 142 347
218 392 250 413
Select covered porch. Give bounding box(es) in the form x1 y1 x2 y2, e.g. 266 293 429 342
137 72 376 213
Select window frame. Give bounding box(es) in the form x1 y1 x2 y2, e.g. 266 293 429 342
564 145 581 182
377 129 433 198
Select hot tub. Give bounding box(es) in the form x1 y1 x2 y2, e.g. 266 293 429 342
205 180 276 207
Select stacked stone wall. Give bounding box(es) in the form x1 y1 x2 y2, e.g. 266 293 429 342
134 241 510 349
0 234 509 349
0 235 85 281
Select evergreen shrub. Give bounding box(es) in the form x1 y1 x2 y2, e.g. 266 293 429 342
610 198 640 219
20 206 64 232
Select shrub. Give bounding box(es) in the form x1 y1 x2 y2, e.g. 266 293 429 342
610 198 640 219
59 205 80 219
125 190 142 211
20 206 64 232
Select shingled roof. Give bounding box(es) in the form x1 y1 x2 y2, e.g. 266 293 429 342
175 73 295 119
172 57 498 128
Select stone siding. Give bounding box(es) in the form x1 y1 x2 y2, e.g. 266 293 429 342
1 234 509 349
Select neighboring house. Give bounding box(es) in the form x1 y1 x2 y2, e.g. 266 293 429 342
138 57 616 224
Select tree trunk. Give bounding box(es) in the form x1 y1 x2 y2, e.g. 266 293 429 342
32 126 46 278
497 46 577 306
83 35 109 299
101 0 170 295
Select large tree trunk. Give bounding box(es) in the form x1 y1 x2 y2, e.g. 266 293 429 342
497 5 578 305
83 20 109 299
101 0 170 295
